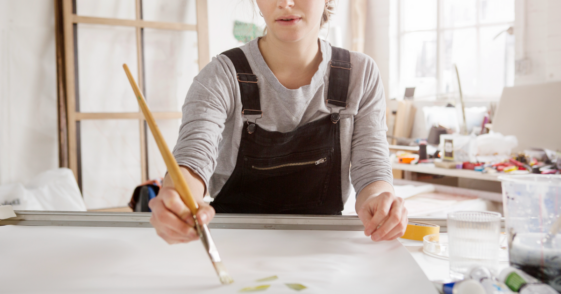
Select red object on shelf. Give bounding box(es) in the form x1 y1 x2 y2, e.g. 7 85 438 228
497 165 514 172
463 162 484 170
509 159 525 168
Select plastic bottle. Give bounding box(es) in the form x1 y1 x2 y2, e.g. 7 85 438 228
433 280 486 294
469 266 513 294
419 141 427 160
498 267 558 294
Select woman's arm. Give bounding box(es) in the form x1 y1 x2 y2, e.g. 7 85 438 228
356 181 407 241
350 55 407 241
148 166 213 244
149 56 236 244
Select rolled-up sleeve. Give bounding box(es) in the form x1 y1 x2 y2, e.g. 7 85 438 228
172 56 235 189
350 61 393 196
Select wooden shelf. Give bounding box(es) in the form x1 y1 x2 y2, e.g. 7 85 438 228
72 15 197 31
392 162 501 182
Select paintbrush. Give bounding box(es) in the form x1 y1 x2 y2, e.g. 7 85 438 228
122 64 233 285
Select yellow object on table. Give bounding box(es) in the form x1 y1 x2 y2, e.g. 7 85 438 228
401 222 440 241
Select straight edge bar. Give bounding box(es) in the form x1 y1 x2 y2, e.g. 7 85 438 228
0 211 504 232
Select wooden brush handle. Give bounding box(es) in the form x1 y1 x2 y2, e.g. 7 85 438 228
123 64 199 215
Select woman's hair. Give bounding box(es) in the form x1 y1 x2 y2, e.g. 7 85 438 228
321 0 335 28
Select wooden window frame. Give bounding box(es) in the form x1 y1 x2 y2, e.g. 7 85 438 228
55 0 209 191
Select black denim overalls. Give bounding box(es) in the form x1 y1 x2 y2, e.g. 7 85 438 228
210 46 351 215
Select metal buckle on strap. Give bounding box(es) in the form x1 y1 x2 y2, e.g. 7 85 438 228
325 100 347 124
241 109 263 117
329 60 352 70
326 99 347 108
241 109 263 134
237 73 258 84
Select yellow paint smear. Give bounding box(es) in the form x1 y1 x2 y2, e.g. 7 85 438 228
285 283 307 291
256 276 278 282
239 284 270 292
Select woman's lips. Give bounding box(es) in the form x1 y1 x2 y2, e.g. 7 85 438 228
275 16 302 26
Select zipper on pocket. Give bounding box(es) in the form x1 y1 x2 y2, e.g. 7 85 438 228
252 157 327 171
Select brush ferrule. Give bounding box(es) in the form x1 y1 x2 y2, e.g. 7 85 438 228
194 218 222 262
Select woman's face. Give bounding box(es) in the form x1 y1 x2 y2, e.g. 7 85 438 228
256 0 326 43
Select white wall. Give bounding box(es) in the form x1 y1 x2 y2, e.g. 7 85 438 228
365 0 393 100
514 0 561 85
0 0 58 185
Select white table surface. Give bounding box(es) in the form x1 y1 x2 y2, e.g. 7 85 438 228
399 239 510 283
0 226 439 294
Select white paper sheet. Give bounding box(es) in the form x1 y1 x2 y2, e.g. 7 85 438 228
0 226 437 294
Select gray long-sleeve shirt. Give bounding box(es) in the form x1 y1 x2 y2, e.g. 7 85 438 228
173 39 392 205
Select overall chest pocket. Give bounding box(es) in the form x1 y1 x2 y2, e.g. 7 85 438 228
241 148 334 209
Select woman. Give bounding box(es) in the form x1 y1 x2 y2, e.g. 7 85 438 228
149 0 407 244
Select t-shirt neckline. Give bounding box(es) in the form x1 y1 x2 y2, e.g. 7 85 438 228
248 38 329 96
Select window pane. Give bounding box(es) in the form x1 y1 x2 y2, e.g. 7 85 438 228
144 29 199 112
402 0 437 31
142 0 197 24
441 29 477 97
479 26 515 97
480 0 515 23
76 0 136 20
442 0 477 28
147 119 181 179
77 24 139 113
81 120 141 209
401 32 437 98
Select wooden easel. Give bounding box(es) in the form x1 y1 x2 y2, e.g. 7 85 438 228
54 0 210 189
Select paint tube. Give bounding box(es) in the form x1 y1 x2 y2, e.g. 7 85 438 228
433 279 486 294
498 267 558 294
469 266 513 294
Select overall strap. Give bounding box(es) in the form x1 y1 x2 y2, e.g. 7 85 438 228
221 48 262 127
327 46 352 124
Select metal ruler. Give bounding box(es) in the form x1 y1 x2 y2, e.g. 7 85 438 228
0 210 486 232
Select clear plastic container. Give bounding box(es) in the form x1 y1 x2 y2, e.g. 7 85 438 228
447 211 502 279
500 175 561 292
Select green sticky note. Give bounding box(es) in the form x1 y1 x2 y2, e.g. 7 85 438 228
256 276 278 282
239 285 270 292
285 283 307 291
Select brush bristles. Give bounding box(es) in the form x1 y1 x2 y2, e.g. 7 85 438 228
213 262 234 284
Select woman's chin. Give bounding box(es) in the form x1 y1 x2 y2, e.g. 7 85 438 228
270 31 309 43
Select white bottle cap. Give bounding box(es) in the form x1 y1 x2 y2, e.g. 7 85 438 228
454 280 486 294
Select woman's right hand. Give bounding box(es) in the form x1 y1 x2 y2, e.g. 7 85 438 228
148 186 215 244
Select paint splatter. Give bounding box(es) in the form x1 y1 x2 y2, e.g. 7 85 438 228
239 285 270 292
256 276 278 282
285 283 307 291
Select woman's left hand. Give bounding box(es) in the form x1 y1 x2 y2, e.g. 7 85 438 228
357 192 408 241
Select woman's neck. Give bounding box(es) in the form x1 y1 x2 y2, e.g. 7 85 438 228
258 35 323 90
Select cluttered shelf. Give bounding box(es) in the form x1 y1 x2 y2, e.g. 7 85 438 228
392 162 501 182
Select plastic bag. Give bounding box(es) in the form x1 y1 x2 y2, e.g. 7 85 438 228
0 168 86 211
473 132 518 160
